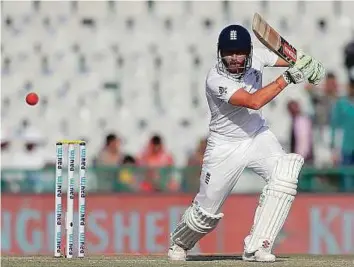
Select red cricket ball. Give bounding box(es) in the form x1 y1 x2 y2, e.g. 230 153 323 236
26 92 39 106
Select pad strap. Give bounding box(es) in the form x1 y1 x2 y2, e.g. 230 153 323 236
171 202 224 250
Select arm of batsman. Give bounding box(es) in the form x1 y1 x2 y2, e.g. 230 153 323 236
295 50 326 85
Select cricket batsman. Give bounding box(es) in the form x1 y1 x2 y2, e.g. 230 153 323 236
168 24 325 262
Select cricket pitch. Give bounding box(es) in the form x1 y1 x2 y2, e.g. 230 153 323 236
2 255 354 267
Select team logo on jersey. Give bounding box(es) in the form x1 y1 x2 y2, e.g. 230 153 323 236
253 70 260 83
219 86 227 95
230 30 237 40
205 172 211 184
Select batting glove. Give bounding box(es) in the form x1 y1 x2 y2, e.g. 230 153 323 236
282 67 305 84
294 50 316 80
308 61 326 85
295 50 326 85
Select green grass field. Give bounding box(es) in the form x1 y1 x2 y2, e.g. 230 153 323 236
2 255 354 267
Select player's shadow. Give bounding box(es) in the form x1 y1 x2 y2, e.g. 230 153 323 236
187 255 242 261
187 255 289 262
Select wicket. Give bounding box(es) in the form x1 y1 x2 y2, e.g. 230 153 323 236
54 140 87 258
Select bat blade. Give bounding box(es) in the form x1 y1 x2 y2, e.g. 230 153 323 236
252 13 297 66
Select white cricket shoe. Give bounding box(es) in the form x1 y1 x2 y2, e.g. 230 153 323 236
168 244 187 261
242 250 276 262
242 235 276 262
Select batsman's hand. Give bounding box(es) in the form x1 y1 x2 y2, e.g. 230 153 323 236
295 50 326 85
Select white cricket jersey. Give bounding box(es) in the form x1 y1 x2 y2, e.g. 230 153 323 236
205 48 278 140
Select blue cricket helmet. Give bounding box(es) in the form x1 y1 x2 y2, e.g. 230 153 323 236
217 24 253 79
218 24 252 52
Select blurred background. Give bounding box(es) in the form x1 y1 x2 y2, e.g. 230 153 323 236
1 0 354 257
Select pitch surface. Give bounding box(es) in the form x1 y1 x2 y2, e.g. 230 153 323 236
2 255 354 267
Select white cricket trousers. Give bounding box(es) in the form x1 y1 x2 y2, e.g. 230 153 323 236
194 127 286 214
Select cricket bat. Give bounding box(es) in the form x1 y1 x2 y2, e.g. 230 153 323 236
252 13 298 66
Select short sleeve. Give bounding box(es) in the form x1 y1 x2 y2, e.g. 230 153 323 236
207 75 245 103
254 47 278 67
